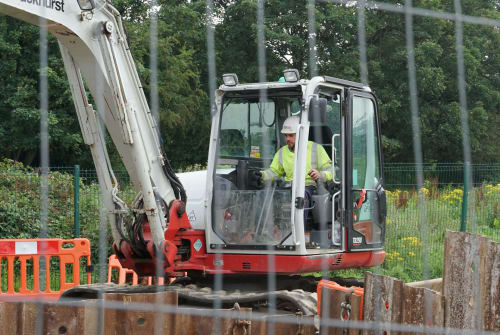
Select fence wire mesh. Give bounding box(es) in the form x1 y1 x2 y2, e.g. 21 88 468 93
0 0 499 334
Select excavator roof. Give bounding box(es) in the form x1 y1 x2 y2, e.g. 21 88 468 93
219 75 370 92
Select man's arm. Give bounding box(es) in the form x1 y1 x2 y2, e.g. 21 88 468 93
310 144 333 182
262 148 285 182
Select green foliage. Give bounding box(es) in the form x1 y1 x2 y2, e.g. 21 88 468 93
1 0 499 169
215 0 500 163
1 160 499 283
0 16 90 167
331 184 500 283
106 1 211 170
0 159 103 265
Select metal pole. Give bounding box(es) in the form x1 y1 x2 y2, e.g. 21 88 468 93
74 164 80 237
460 162 468 232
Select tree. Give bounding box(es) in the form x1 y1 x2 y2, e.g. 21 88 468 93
123 1 211 169
214 0 500 163
1 0 498 168
0 16 89 166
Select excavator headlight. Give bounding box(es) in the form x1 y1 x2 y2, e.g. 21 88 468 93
222 73 238 86
77 0 95 11
283 69 300 82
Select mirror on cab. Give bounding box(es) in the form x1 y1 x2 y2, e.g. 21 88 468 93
308 96 327 122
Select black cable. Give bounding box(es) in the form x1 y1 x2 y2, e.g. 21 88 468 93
162 152 187 204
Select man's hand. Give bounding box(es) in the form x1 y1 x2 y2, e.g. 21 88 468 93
308 169 322 181
248 170 263 189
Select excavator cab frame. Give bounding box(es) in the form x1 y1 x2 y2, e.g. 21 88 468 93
204 75 387 264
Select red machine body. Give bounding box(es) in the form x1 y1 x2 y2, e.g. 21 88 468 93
116 200 385 278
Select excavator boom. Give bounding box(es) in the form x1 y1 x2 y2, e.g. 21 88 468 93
0 0 183 257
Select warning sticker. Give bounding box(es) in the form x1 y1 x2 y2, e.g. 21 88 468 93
193 239 203 252
250 145 261 158
16 241 37 255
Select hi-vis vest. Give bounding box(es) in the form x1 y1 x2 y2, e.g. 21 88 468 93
262 141 333 186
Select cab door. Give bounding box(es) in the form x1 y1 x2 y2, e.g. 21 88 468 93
345 89 386 250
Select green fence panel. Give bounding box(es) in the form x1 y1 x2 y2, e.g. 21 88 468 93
0 163 499 282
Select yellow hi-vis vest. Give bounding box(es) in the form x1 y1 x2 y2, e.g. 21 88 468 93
262 141 333 186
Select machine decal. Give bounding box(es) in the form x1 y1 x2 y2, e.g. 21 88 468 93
352 237 362 246
21 0 65 12
188 210 197 222
250 145 260 158
193 239 202 252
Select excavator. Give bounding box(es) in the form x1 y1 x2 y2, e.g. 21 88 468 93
0 0 386 314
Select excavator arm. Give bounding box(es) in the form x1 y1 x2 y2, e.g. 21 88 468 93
0 0 185 262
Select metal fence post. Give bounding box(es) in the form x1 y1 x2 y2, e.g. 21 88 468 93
74 164 80 237
460 163 468 232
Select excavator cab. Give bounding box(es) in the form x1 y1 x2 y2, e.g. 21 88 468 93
206 73 386 262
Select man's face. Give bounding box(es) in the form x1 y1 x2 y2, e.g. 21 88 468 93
285 133 296 151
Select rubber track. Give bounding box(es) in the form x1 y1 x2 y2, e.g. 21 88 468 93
61 283 318 315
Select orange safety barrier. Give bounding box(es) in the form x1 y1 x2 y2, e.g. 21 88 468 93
107 255 164 285
316 279 364 317
0 238 92 301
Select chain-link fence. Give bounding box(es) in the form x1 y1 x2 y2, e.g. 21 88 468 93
385 163 500 188
1 162 499 282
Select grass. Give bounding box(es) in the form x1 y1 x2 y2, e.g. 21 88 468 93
0 257 93 293
332 183 500 283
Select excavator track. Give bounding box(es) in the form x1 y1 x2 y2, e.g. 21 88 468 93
171 284 318 315
61 275 362 316
61 282 318 315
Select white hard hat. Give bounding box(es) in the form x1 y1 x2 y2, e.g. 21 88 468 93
281 116 300 134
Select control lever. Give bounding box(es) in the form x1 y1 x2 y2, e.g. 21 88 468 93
353 189 367 221
315 178 328 195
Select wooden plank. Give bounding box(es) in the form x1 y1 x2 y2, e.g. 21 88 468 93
0 302 21 334
103 291 178 335
362 272 403 335
255 314 316 335
173 307 251 335
401 285 444 335
319 286 362 335
406 278 442 293
0 301 39 334
483 239 500 331
43 300 98 335
443 231 495 330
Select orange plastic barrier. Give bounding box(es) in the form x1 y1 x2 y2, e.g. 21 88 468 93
316 279 364 317
0 238 92 301
107 255 164 285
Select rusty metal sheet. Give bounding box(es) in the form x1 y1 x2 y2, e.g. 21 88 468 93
319 286 362 335
173 307 251 335
103 291 178 335
362 272 403 335
401 285 444 335
43 300 98 335
255 314 317 335
443 230 497 330
0 301 39 334
483 239 500 331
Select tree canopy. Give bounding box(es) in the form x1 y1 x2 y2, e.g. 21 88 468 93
0 0 498 169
